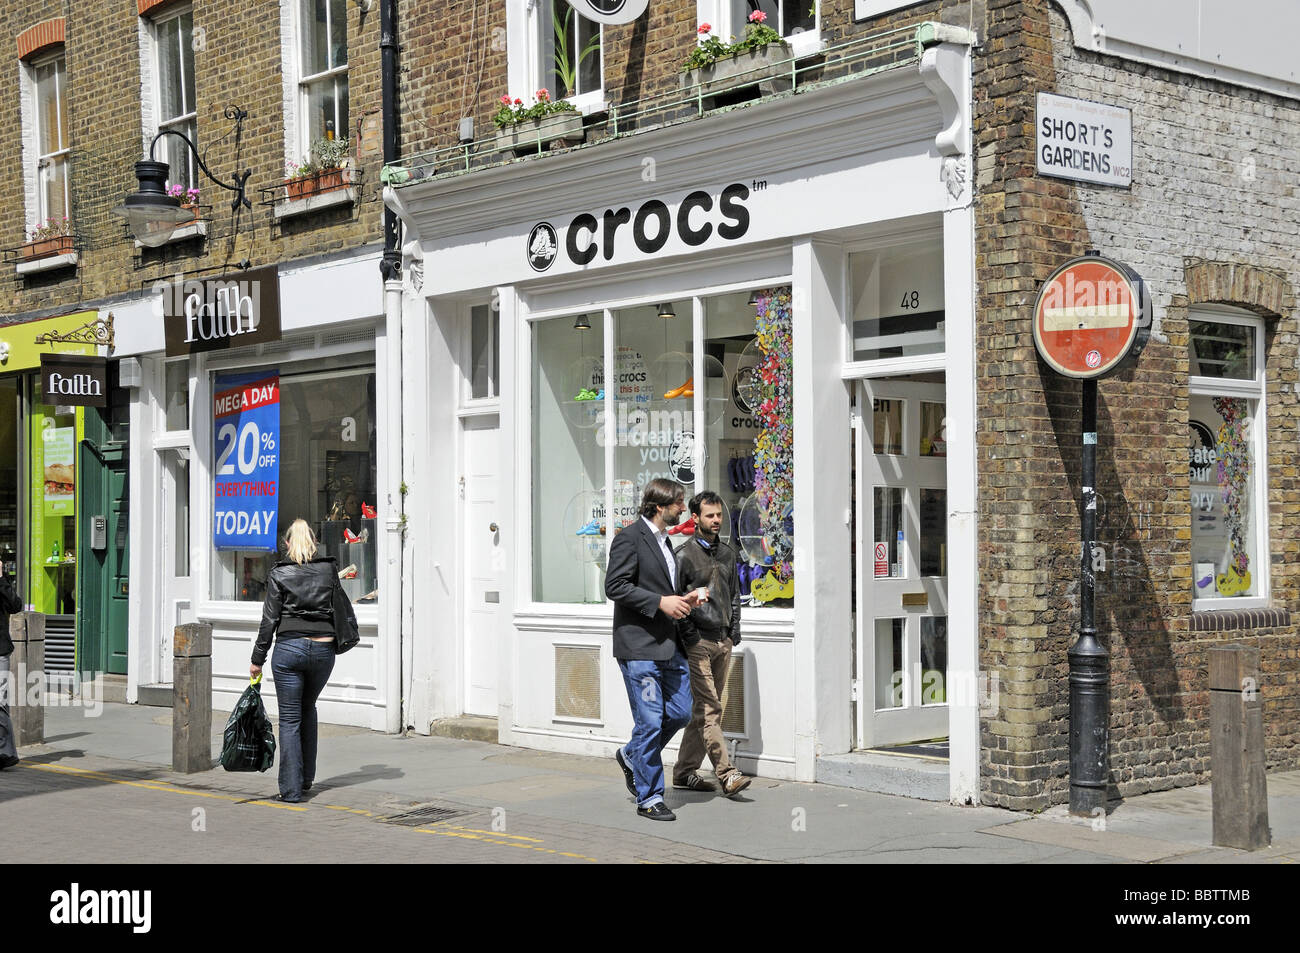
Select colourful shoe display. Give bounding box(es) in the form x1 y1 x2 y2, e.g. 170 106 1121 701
594 389 605 400
1215 565 1252 596
575 519 601 536
663 377 694 399
668 514 696 536
751 570 794 603
343 528 362 543
361 502 377 519
574 388 599 401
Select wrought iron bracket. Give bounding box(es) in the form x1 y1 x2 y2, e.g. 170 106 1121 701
34 312 115 353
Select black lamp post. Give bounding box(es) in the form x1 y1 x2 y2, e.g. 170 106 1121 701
113 106 252 248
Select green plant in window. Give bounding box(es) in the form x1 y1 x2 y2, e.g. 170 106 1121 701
552 3 600 99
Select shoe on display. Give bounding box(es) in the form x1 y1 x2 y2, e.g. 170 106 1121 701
361 502 377 519
594 389 605 400
663 377 694 400
575 518 601 536
574 388 598 401
751 570 794 603
338 563 358 580
343 528 362 543
668 514 696 536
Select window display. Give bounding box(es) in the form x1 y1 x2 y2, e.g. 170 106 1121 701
30 381 79 616
211 361 377 603
530 287 796 607
0 379 20 585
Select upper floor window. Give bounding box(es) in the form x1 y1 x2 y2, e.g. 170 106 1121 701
152 6 198 194
33 53 69 227
1189 309 1268 607
548 1 602 100
298 0 348 150
732 0 815 37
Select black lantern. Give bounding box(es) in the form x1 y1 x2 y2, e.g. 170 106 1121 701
113 106 252 248
573 313 592 330
656 302 676 319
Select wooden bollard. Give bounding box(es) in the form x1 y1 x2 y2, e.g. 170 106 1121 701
1209 644 1269 850
173 622 213 773
9 612 44 746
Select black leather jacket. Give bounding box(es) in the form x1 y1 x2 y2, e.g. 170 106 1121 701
252 556 344 665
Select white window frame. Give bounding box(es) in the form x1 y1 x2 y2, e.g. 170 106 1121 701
295 0 349 157
148 4 198 193
461 301 501 412
26 50 70 235
506 0 606 115
1189 306 1269 611
698 0 823 59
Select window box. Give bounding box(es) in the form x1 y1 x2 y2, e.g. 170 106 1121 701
284 167 351 201
495 112 585 157
680 43 796 104
20 235 74 261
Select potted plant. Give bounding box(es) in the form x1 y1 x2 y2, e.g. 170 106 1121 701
493 89 585 157
680 12 796 103
21 216 73 260
167 184 201 221
284 136 352 200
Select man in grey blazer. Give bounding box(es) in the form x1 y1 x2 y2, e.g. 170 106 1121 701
605 478 700 821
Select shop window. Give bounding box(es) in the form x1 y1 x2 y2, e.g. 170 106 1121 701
529 289 795 608
210 362 377 604
30 380 77 617
849 239 945 364
149 5 198 194
715 0 820 57
30 52 70 234
1189 309 1266 604
297 0 349 155
164 360 190 431
0 379 20 586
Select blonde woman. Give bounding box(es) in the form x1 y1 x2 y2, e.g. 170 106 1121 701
250 519 356 802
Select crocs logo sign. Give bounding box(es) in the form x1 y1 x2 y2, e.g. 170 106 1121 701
563 0 649 26
530 183 751 271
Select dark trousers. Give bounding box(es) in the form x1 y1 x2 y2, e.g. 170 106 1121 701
270 638 335 800
0 655 16 767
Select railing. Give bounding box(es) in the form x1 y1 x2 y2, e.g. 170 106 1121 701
386 21 932 188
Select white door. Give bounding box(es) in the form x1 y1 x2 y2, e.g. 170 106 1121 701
158 447 195 685
855 379 949 748
463 414 502 716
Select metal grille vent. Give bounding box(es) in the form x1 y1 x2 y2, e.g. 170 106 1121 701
258 339 300 357
44 617 76 673
383 805 470 826
321 327 375 348
721 654 746 735
554 645 600 720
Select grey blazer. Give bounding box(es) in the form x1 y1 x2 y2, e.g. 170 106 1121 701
604 518 680 661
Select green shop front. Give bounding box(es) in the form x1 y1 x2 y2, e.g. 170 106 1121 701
0 311 126 686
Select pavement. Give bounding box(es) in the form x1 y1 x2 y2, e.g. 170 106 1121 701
3 701 1300 864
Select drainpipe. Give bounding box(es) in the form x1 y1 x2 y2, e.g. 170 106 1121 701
379 0 405 733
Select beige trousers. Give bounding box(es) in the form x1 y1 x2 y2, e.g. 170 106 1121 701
673 637 736 783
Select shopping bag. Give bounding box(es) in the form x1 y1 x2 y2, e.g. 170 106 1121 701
220 676 276 772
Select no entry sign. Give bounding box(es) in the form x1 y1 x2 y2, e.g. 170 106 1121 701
1032 254 1147 378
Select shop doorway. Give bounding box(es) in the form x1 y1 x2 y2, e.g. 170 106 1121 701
462 414 501 716
77 440 128 677
853 377 949 749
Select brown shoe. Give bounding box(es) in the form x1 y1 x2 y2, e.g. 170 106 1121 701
722 772 752 797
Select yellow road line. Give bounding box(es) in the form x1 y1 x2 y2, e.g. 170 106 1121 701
414 827 596 862
23 762 306 811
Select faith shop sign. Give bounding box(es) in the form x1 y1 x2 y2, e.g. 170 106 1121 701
1036 93 1132 188
162 265 281 357
213 370 280 552
39 354 107 407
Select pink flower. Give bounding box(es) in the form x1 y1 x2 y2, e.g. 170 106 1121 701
748 10 767 23
500 95 512 105
698 22 712 33
536 88 550 101
514 98 523 105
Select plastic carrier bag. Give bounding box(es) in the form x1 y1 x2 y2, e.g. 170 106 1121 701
220 675 276 772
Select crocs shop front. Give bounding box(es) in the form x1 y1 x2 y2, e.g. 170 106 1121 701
389 34 983 799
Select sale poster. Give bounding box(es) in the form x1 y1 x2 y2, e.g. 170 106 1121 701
213 370 280 551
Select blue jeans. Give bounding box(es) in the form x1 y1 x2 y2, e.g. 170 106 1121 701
270 638 335 800
618 652 693 808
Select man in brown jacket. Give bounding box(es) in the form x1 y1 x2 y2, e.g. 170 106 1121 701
672 490 751 797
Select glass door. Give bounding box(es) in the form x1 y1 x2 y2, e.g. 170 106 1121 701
855 378 948 748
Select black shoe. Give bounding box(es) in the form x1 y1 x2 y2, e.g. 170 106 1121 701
673 773 713 792
614 747 636 797
0 755 18 770
637 802 676 821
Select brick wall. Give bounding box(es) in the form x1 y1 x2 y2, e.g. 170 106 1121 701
974 0 1300 809
0 0 384 326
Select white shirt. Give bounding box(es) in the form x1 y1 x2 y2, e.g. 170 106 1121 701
641 516 677 590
